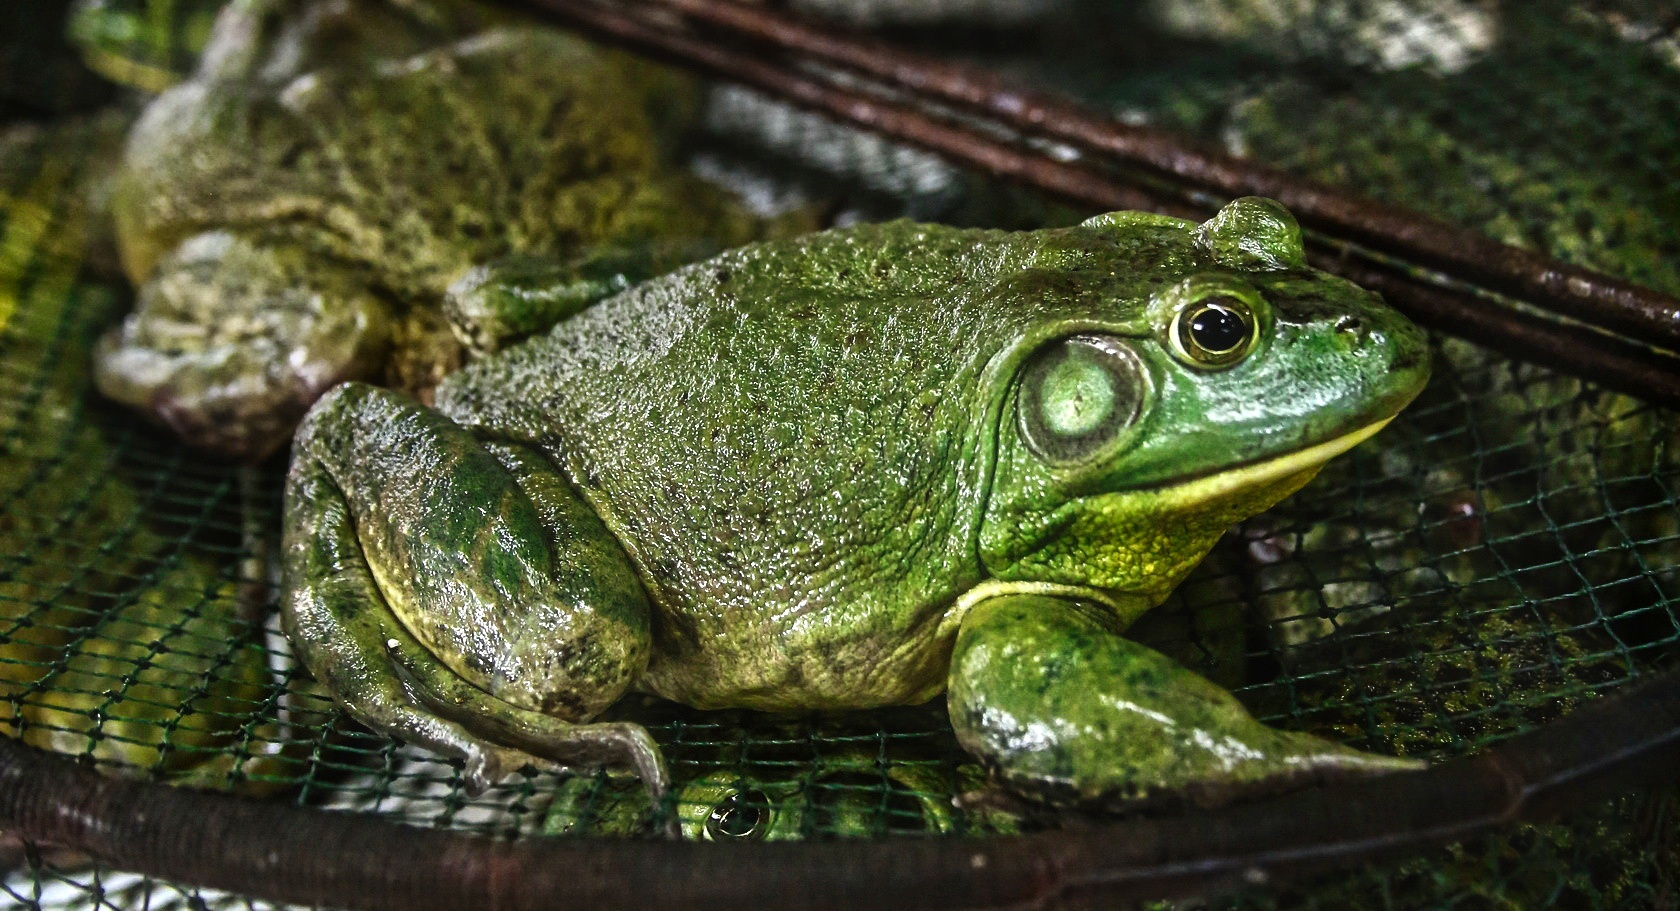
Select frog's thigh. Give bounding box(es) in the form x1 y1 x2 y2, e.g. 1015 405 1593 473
946 595 1421 810
94 230 390 461
283 383 659 791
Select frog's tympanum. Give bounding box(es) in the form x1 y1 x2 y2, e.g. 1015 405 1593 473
282 197 1431 814
93 0 763 462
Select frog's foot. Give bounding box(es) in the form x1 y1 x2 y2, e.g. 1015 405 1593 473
95 231 390 461
384 632 669 800
287 560 668 801
948 594 1424 812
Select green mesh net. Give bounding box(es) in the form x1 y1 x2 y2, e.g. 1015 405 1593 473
2 0 1678 908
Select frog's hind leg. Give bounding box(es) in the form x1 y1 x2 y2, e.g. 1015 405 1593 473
282 382 661 797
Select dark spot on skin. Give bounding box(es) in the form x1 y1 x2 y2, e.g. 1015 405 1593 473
653 557 682 582
538 689 590 719
461 223 485 240
715 268 732 283
462 650 495 677
655 607 702 652
277 142 306 169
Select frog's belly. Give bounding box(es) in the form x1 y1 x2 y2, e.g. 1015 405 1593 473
634 609 955 712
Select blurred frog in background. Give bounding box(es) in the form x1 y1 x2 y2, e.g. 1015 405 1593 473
93 0 781 462
68 0 225 93
0 114 311 794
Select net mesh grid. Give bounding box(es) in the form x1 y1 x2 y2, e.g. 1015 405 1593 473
1 0 1678 908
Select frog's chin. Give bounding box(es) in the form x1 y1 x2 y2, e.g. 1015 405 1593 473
957 419 1398 637
958 418 1397 629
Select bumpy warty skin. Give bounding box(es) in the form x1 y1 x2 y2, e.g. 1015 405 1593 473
431 210 1426 710
282 195 1433 809
435 221 1036 709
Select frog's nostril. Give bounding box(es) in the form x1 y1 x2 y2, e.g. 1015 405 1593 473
1333 315 1370 350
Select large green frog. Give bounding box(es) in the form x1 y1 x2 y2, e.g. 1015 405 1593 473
283 197 1431 812
93 0 765 462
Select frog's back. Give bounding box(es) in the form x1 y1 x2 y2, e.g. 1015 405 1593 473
436 218 1186 709
114 24 720 297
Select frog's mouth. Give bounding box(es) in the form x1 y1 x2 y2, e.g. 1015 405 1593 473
1148 415 1393 508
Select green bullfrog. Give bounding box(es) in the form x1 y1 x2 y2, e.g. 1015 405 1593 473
282 196 1431 811
93 0 767 462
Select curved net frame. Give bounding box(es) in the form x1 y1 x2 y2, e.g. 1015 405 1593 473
2 0 1677 907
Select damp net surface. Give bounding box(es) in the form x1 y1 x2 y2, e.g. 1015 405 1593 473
1 0 1678 908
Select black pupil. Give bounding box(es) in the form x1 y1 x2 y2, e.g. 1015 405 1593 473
708 790 769 839
1189 304 1248 353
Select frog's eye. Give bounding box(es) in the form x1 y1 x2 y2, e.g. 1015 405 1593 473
1018 335 1145 466
1168 295 1259 369
704 788 772 841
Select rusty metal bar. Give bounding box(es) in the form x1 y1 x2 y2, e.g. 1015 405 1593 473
637 0 1680 351
510 0 1680 408
4 667 1679 910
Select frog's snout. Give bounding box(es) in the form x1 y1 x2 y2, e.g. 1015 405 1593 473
1358 306 1432 418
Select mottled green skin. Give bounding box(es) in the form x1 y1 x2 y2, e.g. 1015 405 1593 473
94 0 762 462
283 198 1430 811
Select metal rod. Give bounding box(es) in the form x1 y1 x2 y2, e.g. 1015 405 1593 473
638 0 1680 351
511 0 1680 408
4 668 1679 910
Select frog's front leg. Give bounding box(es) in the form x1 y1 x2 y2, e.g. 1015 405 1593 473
947 595 1421 810
282 382 663 796
444 242 718 356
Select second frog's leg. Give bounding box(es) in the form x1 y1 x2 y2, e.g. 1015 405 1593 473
947 595 1422 810
95 230 392 462
283 382 660 795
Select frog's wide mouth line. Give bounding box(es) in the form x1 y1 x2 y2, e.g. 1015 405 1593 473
1156 416 1394 507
